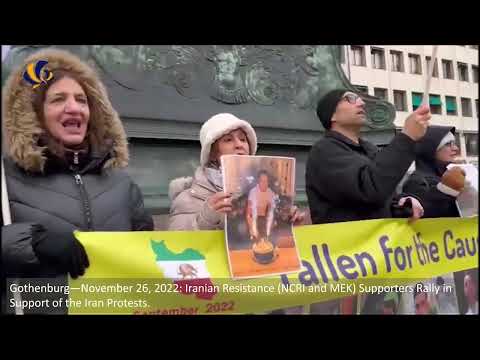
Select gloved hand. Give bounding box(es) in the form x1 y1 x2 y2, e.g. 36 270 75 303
392 197 424 223
392 197 413 218
32 226 90 279
399 197 424 223
437 166 466 197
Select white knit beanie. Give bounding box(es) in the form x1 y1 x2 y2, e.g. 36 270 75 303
199 113 258 167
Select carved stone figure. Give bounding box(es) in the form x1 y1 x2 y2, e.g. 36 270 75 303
208 46 249 104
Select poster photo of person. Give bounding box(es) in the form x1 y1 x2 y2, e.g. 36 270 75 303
413 281 440 315
433 274 460 314
359 291 402 315
221 155 301 279
454 268 478 315
410 275 460 315
381 275 460 315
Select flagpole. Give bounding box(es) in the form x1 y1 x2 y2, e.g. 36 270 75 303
421 45 439 106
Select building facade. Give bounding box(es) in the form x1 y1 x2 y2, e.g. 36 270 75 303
341 45 478 165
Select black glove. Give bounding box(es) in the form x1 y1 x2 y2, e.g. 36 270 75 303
32 226 90 279
391 197 414 218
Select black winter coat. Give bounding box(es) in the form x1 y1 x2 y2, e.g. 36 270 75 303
306 130 417 224
2 150 153 278
1 48 153 314
402 126 459 218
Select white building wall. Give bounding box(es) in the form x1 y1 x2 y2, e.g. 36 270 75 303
342 45 478 165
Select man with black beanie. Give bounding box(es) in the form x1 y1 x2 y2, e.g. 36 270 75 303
306 88 431 315
306 88 431 225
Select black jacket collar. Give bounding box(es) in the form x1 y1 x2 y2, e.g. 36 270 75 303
42 144 113 175
325 130 376 156
326 130 361 147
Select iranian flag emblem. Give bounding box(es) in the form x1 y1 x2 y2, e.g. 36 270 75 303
151 240 217 300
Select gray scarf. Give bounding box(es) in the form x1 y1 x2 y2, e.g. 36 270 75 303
204 166 224 191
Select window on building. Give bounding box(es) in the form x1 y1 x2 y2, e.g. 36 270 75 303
461 97 472 117
412 92 423 111
408 53 422 74
413 92 442 113
476 99 479 118
425 56 439 77
393 90 407 111
429 94 442 114
458 62 469 81
390 50 404 72
465 133 478 156
351 46 366 66
354 85 368 95
454 133 461 149
442 59 454 79
472 65 478 83
374 87 388 101
371 47 385 70
445 96 458 116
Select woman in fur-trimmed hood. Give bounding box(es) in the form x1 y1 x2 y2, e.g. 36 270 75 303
2 49 153 312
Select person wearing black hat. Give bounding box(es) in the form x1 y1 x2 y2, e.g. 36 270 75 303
401 126 473 316
306 88 431 225
402 126 468 218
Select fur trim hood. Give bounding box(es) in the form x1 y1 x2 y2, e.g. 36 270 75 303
2 48 129 172
169 176 194 201
168 167 216 201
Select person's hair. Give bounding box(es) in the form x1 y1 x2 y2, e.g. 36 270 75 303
436 276 445 287
207 128 249 169
257 169 270 183
208 141 220 168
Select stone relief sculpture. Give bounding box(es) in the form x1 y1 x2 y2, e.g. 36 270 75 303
245 61 280 106
207 45 249 104
165 46 205 98
2 45 395 129
292 46 344 109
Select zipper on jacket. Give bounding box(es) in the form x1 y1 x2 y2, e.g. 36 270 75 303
74 174 93 230
73 151 79 165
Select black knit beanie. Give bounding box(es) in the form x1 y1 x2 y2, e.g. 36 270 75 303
316 88 349 130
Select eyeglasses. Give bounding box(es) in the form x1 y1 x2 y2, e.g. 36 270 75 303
442 141 457 148
342 93 361 104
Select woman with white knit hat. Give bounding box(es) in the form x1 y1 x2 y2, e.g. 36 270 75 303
168 113 304 231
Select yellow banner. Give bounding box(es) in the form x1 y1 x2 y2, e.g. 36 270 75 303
69 217 478 314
